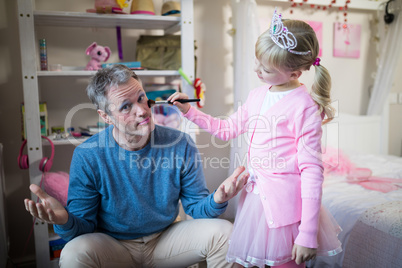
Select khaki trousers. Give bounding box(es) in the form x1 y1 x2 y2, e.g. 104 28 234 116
59 218 233 268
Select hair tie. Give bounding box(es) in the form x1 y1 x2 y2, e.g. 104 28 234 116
313 58 321 66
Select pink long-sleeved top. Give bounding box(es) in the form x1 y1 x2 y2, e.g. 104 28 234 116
184 84 324 248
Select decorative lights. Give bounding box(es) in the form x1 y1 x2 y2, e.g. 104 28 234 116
288 0 351 28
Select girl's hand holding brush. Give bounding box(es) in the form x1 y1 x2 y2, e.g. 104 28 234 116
167 92 192 114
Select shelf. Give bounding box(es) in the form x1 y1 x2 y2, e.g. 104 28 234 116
38 70 180 77
44 137 89 146
34 11 181 30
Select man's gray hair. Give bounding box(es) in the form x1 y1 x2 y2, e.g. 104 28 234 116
86 64 140 114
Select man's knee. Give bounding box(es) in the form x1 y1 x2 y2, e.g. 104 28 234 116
205 219 233 246
60 234 100 266
210 219 233 237
60 233 132 267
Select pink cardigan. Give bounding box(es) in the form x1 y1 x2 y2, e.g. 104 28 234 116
184 84 324 248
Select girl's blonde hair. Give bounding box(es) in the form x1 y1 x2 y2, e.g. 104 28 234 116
255 19 335 124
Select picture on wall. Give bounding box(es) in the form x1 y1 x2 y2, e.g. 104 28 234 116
333 22 361 58
307 21 323 57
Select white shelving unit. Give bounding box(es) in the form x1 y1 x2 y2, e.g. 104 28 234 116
17 1 194 267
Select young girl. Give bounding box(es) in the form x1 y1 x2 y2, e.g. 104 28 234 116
168 10 342 268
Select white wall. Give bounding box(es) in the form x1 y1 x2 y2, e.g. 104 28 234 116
193 0 234 200
0 0 401 264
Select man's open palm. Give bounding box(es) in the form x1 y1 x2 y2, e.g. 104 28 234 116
24 184 68 225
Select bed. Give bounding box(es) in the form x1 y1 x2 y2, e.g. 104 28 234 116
308 113 402 268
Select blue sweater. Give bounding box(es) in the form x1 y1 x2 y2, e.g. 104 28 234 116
54 125 227 241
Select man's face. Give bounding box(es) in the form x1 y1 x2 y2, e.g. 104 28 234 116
102 77 154 138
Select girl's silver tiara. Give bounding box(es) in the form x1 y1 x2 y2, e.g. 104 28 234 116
269 9 311 56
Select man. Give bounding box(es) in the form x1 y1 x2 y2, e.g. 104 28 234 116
24 65 248 267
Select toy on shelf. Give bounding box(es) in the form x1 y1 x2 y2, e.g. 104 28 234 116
86 0 129 14
86 1 127 60
178 68 206 108
85 42 111 71
116 0 129 9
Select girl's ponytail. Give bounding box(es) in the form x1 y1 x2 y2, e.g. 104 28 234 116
311 62 335 125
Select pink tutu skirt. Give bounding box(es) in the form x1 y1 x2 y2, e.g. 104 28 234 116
226 190 342 267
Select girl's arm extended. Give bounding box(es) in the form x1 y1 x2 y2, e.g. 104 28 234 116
168 92 250 141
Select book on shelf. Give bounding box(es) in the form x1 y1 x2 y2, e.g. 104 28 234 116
21 102 48 140
101 61 141 69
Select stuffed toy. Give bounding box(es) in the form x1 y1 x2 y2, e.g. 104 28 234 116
85 42 111 70
44 172 69 207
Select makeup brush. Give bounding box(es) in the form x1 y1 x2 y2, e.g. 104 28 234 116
147 99 200 108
